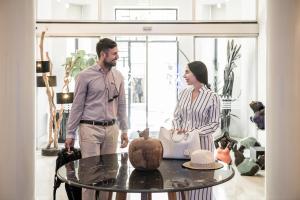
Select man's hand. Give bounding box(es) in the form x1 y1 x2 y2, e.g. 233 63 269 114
65 138 75 152
120 133 129 148
121 153 128 164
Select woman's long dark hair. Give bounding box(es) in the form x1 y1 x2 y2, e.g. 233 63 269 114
188 61 210 89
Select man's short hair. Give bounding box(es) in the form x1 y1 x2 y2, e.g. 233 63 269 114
96 38 117 58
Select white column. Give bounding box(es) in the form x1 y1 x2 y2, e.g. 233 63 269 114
0 0 35 199
266 0 300 199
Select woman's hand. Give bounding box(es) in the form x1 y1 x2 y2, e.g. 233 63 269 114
174 128 187 134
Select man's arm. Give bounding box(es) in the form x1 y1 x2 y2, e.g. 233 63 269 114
117 74 129 148
65 74 88 150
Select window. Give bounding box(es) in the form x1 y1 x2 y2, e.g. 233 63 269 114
195 0 256 21
116 8 177 21
37 0 99 20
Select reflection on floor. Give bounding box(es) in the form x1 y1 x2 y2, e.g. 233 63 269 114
36 147 265 200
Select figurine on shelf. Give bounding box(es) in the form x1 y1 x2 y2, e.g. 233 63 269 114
214 131 237 149
232 144 260 176
216 143 232 164
256 154 265 170
238 136 261 153
232 136 265 175
249 101 265 130
214 131 237 164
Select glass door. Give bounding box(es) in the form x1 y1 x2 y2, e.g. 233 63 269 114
116 37 178 137
147 38 177 134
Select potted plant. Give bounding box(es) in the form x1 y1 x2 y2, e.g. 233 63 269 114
221 39 241 133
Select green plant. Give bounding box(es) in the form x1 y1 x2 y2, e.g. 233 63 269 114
63 50 97 84
222 40 241 99
221 40 241 133
60 50 96 95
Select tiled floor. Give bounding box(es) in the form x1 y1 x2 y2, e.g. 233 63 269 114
35 146 265 200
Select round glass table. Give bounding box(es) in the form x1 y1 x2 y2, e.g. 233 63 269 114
57 153 234 200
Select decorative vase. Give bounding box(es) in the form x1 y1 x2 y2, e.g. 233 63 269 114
128 128 163 171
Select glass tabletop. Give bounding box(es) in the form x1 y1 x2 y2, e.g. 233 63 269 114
57 153 234 193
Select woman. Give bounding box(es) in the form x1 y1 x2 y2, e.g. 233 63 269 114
172 61 220 200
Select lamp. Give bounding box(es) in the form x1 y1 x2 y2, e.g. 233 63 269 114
36 76 57 87
36 60 50 73
56 92 73 143
56 92 74 104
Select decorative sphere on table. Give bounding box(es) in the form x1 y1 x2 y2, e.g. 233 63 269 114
128 128 163 171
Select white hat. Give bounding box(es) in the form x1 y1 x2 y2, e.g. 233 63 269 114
182 149 223 170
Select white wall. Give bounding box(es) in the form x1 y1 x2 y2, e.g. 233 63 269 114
257 0 267 146
266 0 300 198
0 0 35 199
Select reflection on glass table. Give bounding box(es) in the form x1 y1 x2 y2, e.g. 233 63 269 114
57 153 234 200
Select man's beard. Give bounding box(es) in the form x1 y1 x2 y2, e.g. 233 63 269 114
104 59 116 70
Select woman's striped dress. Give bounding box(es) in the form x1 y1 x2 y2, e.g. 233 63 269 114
172 85 221 200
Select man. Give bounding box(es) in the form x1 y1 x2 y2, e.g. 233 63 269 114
65 38 129 199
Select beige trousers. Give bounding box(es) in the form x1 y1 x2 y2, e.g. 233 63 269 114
79 123 119 200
